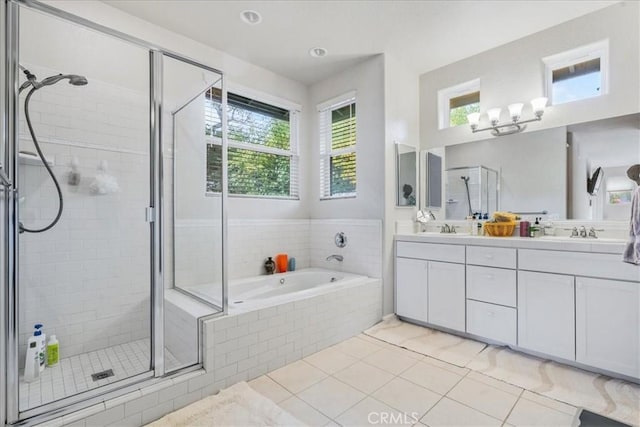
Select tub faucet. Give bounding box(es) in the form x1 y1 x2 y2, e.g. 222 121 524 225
326 254 343 262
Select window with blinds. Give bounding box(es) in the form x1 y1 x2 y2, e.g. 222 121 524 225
319 93 357 199
205 88 299 198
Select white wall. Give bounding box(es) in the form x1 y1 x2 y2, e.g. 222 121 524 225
43 0 311 221
445 127 567 219
419 2 640 149
308 55 386 220
383 54 421 315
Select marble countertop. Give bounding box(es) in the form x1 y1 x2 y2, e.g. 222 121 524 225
395 232 627 254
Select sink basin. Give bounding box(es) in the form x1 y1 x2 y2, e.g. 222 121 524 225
417 231 470 237
538 235 625 243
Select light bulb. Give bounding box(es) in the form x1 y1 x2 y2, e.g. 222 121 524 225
508 103 524 122
487 108 502 126
467 112 480 130
531 97 548 117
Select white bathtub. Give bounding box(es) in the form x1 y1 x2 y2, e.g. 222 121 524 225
183 268 369 310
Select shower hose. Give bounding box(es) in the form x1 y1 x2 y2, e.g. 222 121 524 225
20 87 64 233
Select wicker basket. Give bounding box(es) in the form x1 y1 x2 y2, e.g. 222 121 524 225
484 222 516 237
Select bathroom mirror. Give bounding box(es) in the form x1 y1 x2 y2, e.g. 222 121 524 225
396 143 417 207
427 113 640 220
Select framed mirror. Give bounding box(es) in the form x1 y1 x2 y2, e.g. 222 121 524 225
396 143 417 207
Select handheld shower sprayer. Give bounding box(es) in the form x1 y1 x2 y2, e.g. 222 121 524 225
460 176 473 217
18 65 89 233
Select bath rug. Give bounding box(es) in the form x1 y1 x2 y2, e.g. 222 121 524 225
146 381 306 427
468 345 640 427
363 314 487 367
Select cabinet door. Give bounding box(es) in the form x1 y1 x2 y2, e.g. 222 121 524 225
395 257 428 322
576 277 640 378
428 261 465 331
518 271 575 360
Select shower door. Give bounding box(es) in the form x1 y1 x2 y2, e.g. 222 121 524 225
9 3 155 419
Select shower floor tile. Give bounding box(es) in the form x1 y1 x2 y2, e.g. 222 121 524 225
19 339 180 411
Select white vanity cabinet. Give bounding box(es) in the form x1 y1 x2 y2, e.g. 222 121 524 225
517 271 575 361
395 242 465 331
395 257 428 323
394 236 639 380
576 277 640 379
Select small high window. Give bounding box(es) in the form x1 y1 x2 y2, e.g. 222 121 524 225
318 92 357 199
543 40 609 105
437 79 481 129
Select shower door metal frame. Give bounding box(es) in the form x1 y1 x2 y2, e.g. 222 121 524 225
3 0 227 424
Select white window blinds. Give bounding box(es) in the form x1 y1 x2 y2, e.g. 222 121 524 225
205 87 299 198
318 92 357 199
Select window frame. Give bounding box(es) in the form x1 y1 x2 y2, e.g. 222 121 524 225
318 91 357 200
204 86 301 200
437 78 481 130
542 39 609 106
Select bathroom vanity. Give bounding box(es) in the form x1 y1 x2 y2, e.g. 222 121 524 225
394 233 640 381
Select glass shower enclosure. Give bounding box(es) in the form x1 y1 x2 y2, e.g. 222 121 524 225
445 165 499 220
2 0 227 423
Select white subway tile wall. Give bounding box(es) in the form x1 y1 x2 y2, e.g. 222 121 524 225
18 64 151 366
40 278 382 426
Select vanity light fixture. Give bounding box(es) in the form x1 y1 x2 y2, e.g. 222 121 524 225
467 97 548 136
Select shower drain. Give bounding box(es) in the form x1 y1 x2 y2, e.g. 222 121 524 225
91 369 114 381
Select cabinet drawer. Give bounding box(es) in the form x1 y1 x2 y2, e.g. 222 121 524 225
467 300 516 345
467 246 516 269
396 241 465 263
467 265 516 307
519 249 640 282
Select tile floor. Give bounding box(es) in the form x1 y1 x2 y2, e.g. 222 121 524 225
19 339 180 411
249 334 581 426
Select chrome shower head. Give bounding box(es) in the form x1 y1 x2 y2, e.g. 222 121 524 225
40 74 88 87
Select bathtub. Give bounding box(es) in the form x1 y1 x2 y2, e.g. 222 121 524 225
182 268 369 310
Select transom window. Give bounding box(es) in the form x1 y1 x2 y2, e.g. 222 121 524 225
543 40 609 105
438 79 481 129
205 88 299 198
318 92 357 199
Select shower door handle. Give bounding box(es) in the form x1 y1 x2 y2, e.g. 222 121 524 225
0 164 12 188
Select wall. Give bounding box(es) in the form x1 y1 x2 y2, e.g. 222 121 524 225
308 55 385 220
17 62 151 362
383 54 421 315
419 2 640 149
43 0 311 221
445 127 567 218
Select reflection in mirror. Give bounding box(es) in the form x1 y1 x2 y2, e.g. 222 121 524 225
426 152 442 208
396 143 417 207
434 113 639 220
445 166 498 219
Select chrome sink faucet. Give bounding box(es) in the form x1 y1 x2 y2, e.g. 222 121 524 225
579 226 587 238
326 254 343 262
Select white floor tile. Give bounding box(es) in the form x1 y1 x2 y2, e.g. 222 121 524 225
336 396 415 427
400 360 464 395
304 346 359 374
506 397 577 426
268 360 328 394
421 397 502 427
279 396 332 427
446 376 520 420
297 376 366 419
372 377 441 418
248 375 292 403
334 361 395 394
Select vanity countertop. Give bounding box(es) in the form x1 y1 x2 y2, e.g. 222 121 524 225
395 232 627 255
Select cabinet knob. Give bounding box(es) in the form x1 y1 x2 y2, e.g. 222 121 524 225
485 274 494 280
485 254 494 259
487 311 495 317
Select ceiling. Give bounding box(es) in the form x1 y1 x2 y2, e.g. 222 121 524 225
103 0 617 85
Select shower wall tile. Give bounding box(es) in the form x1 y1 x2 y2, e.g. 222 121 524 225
18 64 151 364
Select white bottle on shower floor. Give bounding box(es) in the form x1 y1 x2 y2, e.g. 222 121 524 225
24 336 40 382
34 324 46 372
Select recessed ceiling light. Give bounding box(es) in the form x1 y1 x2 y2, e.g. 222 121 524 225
240 10 262 25
309 47 328 58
